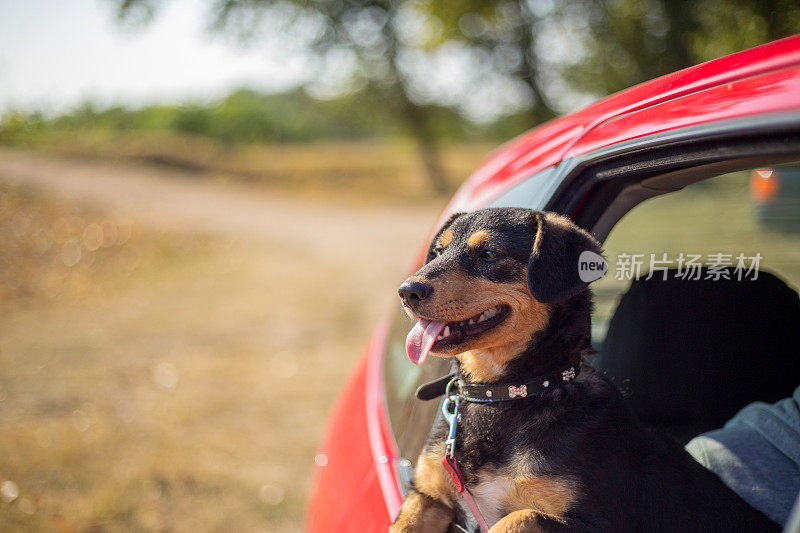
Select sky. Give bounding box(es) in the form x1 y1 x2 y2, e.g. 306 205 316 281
0 0 308 115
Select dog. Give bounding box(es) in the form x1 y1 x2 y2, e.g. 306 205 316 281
390 208 778 532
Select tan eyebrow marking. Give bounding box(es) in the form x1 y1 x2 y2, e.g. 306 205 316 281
438 230 454 248
467 230 489 248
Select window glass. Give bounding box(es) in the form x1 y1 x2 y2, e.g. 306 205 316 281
384 310 449 461
592 163 800 346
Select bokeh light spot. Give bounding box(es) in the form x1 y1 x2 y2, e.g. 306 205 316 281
0 481 19 503
756 168 773 179
83 223 104 251
154 362 179 390
117 221 133 245
101 221 119 247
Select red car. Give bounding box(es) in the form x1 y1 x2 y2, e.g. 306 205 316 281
306 35 800 532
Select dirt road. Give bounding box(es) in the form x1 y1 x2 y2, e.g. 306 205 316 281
0 147 442 269
0 146 445 532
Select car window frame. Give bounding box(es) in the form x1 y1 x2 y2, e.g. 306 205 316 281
546 111 800 235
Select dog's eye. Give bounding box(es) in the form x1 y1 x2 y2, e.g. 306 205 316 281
481 248 501 260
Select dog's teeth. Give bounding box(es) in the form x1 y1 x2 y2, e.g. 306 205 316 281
468 318 475 325
437 335 444 340
443 326 450 337
485 308 497 319
478 314 487 323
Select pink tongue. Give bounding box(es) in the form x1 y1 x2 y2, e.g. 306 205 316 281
406 319 447 365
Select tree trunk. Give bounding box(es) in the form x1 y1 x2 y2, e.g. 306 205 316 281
661 0 695 70
400 96 449 194
518 1 555 127
380 4 449 195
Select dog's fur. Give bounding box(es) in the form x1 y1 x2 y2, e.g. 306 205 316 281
391 208 778 532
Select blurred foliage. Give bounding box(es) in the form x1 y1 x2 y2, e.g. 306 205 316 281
562 0 800 97
6 0 800 190
119 0 800 117
0 89 531 147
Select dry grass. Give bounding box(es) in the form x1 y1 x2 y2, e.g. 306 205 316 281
0 176 439 532
7 145 800 532
21 132 495 204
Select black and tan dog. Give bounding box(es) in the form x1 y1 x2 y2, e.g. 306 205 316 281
391 208 778 532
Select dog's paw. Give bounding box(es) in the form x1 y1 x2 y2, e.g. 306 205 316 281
389 490 453 533
488 509 552 533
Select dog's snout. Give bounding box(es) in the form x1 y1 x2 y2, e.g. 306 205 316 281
399 280 432 307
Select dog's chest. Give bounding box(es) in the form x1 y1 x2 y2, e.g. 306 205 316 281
457 473 514 528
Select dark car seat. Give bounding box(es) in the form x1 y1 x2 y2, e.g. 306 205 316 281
594 268 800 443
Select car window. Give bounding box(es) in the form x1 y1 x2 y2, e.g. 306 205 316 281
591 163 800 347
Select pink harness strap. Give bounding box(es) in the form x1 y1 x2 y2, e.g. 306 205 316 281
442 454 490 533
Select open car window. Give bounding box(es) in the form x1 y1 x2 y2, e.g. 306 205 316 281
590 162 800 445
592 163 800 346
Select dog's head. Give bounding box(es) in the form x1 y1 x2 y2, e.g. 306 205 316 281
399 208 604 381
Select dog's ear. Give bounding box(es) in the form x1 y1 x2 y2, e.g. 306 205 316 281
527 212 605 303
425 212 464 264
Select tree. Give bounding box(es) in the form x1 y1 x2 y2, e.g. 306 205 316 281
108 0 800 193
564 0 800 97
111 0 456 192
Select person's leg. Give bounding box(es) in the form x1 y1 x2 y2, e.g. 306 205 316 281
686 386 800 526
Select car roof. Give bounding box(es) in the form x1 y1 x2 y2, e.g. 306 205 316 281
450 34 800 211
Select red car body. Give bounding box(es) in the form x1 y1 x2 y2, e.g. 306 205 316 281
305 35 800 532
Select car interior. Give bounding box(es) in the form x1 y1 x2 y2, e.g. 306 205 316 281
593 267 800 444
585 160 800 440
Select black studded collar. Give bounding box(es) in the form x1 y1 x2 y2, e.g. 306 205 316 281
415 363 581 403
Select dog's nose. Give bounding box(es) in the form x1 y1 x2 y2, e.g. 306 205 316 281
399 280 432 307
